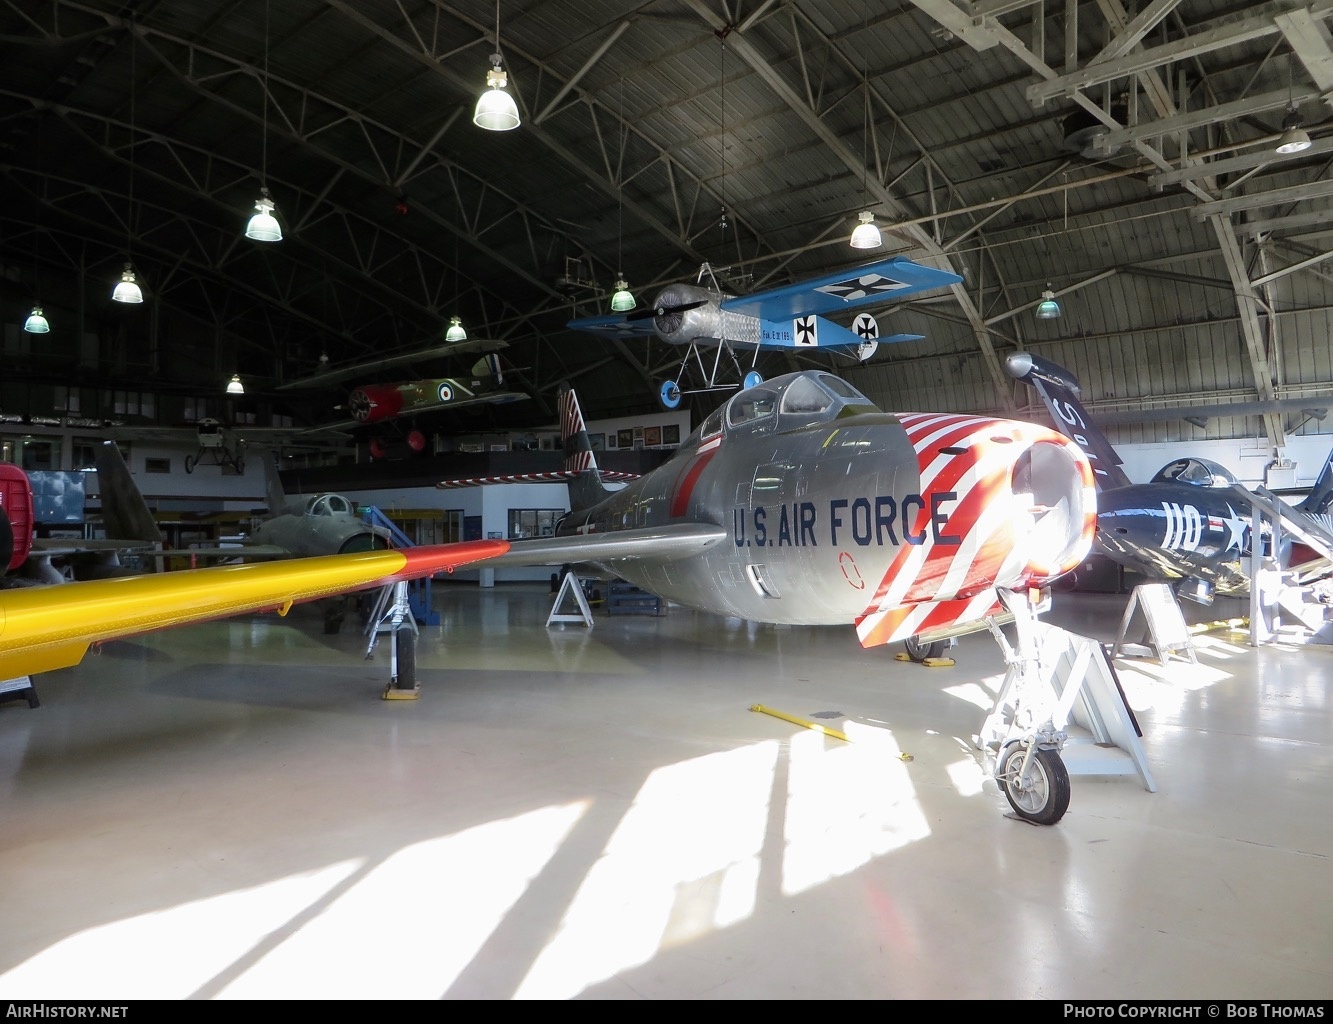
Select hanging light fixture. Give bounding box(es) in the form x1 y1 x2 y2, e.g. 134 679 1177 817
1035 285 1062 320
28 118 51 332
610 77 635 313
1276 53 1313 155
226 374 245 395
850 210 882 249
24 306 50 334
474 2 519 131
1276 110 1312 154
112 263 143 304
245 0 282 240
113 18 147 302
445 315 467 342
610 280 635 312
850 38 882 250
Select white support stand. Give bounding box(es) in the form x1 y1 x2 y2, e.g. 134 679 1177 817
1112 582 1197 665
547 571 595 628
977 591 1156 792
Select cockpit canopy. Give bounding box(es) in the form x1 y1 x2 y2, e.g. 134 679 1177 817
690 371 880 444
305 493 356 517
1149 457 1239 488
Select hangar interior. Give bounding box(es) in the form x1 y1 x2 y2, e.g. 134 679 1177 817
1 0 1332 1003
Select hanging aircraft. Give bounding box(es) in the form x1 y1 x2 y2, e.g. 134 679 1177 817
1007 351 1333 605
439 370 1098 824
566 256 960 409
278 339 529 434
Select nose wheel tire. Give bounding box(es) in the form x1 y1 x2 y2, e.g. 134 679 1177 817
1000 744 1070 825
903 636 948 662
659 380 682 409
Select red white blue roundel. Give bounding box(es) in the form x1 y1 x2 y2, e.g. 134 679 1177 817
437 382 454 403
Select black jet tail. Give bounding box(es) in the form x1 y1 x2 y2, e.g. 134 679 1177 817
1295 445 1333 514
94 441 164 546
1005 351 1133 490
558 384 613 511
262 448 289 516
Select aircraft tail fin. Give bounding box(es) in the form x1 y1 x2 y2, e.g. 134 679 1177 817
1295 446 1333 514
94 442 164 547
558 384 612 510
263 449 287 515
1005 352 1133 490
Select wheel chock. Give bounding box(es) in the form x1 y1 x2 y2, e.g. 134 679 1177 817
893 653 956 667
382 684 421 701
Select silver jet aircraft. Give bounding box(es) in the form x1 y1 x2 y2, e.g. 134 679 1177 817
448 370 1099 823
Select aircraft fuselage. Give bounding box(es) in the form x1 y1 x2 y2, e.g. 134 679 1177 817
555 371 1095 634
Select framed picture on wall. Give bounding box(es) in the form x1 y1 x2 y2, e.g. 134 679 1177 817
618 428 633 448
663 424 680 446
644 426 661 447
633 426 644 441
607 433 618 449
589 433 605 451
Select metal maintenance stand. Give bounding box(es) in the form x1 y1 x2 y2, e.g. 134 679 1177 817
1112 583 1197 665
547 569 595 628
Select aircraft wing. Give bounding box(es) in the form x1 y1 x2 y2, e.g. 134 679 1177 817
477 522 727 569
720 256 961 319
436 469 639 489
0 540 508 679
277 340 510 391
564 312 658 340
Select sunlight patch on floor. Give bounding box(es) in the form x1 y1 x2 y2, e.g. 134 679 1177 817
513 742 779 999
0 861 364 1000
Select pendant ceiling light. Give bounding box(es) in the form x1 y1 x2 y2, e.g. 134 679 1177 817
1275 53 1312 155
445 315 467 342
28 118 50 333
226 374 245 395
474 1 519 131
113 18 146 302
610 77 635 313
246 0 282 241
1276 109 1312 154
1035 285 1061 320
24 306 50 334
112 263 143 303
850 210 882 249
849 15 881 250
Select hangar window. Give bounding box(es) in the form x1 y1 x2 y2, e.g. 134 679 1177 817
509 508 562 538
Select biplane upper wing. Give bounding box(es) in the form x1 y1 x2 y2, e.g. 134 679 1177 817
720 256 961 319
0 540 507 679
277 340 510 391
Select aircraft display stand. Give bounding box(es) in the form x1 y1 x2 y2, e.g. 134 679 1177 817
976 590 1156 819
547 571 595 629
364 581 421 699
1112 583 1197 665
0 676 39 709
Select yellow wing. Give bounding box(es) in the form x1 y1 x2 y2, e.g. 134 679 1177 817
0 539 509 679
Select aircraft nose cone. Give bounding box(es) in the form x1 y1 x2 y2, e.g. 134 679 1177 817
1005 351 1034 381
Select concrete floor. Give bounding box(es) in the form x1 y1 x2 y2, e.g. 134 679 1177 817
0 583 1329 1000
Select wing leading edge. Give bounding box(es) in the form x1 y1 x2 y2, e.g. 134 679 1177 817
0 540 508 679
